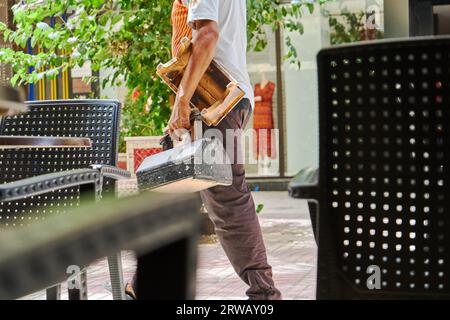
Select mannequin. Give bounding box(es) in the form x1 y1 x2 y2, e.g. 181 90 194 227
253 69 276 175
259 70 269 91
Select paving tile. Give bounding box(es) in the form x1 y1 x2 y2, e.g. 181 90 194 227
20 191 317 300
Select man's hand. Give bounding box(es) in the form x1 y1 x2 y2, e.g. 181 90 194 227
168 98 191 140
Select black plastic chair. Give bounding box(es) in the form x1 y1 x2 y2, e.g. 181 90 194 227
0 100 130 300
291 36 450 299
288 167 319 243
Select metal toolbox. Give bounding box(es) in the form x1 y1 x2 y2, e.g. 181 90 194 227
136 136 233 193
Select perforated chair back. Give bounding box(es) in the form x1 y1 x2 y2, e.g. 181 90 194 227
0 100 121 227
316 37 450 299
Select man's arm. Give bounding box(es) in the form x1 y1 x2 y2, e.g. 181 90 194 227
168 20 219 135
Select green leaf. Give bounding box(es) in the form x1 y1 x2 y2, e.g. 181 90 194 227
3 29 12 41
10 74 20 87
36 22 50 30
256 204 264 214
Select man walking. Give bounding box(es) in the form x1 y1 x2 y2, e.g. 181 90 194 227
169 0 281 300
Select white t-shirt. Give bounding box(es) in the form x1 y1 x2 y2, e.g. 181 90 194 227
183 0 254 107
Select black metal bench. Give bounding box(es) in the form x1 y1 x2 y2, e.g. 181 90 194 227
0 100 131 299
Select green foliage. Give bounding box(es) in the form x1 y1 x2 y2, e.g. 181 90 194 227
328 8 383 45
119 91 163 152
0 0 173 151
247 0 330 69
0 0 332 152
256 203 264 214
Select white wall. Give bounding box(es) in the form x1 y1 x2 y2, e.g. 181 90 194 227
434 5 450 35
384 0 409 38
283 0 383 176
99 68 127 105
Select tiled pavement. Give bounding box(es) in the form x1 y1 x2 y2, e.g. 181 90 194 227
21 191 317 300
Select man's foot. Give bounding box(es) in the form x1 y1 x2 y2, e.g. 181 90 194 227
125 282 137 300
248 289 282 300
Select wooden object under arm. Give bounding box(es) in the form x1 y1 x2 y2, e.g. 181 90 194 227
157 37 245 127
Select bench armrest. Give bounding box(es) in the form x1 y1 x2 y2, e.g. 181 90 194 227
288 167 319 200
90 165 132 181
0 169 100 202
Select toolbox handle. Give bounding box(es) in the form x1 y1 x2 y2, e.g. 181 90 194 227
160 108 203 151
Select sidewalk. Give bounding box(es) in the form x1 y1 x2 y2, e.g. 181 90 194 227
21 191 317 300
197 191 316 300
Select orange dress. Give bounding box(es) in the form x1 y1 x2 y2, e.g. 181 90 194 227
171 0 192 57
253 81 276 159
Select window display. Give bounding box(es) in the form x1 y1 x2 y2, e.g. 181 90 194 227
246 27 280 177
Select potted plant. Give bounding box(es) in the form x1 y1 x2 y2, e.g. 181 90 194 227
328 8 384 45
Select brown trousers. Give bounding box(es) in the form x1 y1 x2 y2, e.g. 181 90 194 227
200 99 282 300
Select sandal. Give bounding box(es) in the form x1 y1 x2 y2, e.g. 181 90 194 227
125 282 137 300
